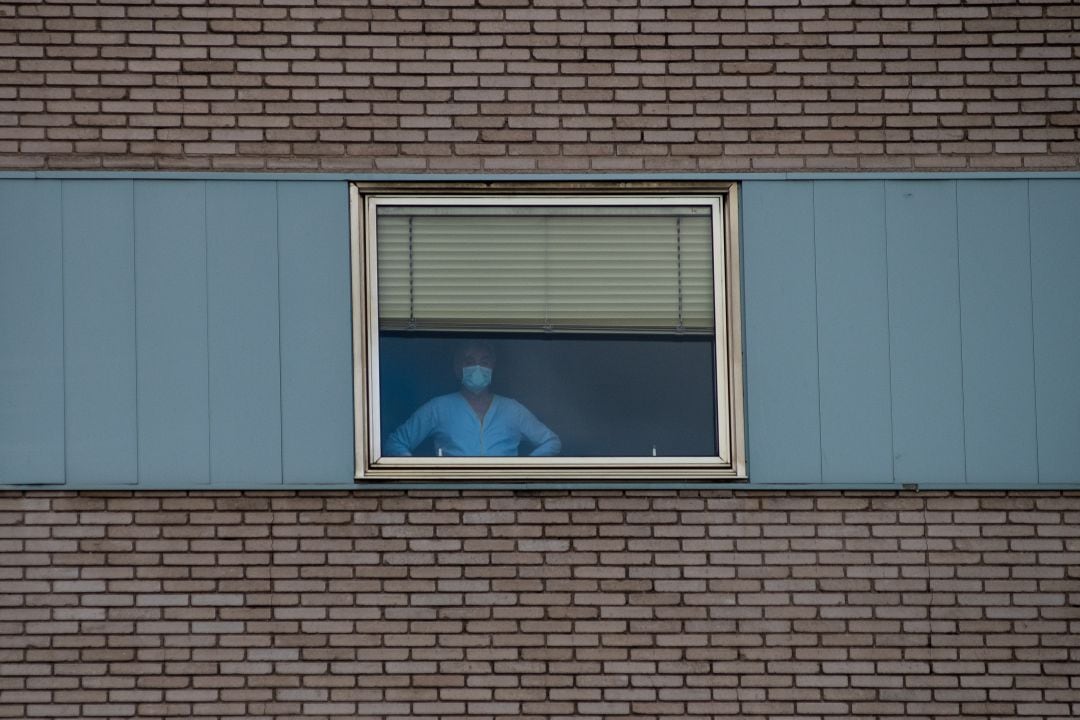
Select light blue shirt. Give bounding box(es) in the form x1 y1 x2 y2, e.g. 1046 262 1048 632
384 392 561 457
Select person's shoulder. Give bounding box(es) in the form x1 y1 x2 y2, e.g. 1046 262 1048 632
494 395 529 414
414 392 458 413
428 392 462 409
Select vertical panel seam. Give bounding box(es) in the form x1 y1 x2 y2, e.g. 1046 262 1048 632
1026 180 1041 485
954 181 968 485
275 182 285 484
810 182 823 483
59 181 68 486
882 180 896 484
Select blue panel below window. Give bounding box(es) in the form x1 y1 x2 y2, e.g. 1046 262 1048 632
62 180 138 486
134 181 211 486
814 181 893 483
0 180 65 485
741 181 821 484
2 173 1078 491
278 182 354 483
206 181 283 485
957 180 1038 485
1029 180 1080 485
884 181 966 485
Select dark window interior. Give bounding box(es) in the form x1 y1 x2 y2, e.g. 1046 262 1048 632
378 332 719 457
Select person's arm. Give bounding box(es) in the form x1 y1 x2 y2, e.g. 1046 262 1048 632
516 403 561 457
384 400 439 457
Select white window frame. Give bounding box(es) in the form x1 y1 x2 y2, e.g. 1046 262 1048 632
350 182 746 481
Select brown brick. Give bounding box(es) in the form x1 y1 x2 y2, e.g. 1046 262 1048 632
0 1 1072 171
3 0 1080 702
14 491 1072 716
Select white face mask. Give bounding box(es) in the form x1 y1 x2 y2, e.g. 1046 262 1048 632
461 365 492 393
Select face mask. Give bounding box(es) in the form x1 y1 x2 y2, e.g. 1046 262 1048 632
461 365 492 393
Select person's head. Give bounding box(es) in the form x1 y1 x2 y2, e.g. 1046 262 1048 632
453 341 496 394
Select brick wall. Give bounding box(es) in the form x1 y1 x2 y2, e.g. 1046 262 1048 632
2 0 1079 172
2 491 1078 720
4 4 1080 719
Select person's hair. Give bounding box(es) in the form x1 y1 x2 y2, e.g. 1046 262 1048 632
453 340 496 367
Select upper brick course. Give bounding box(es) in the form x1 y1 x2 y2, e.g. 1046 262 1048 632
1 0 1078 172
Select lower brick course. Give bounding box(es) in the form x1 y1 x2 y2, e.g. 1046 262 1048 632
1 491 1078 719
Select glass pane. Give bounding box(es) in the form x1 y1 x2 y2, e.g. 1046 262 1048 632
378 333 719 458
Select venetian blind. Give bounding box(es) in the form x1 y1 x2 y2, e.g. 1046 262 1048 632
376 204 716 334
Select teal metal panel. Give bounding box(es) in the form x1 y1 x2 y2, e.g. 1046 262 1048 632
5 172 1078 492
1029 180 1080 484
885 181 966 484
134 181 211 486
277 182 354 483
206 181 283 485
813 181 893 483
0 180 65 485
741 181 821 483
957 180 1038 484
61 180 138 486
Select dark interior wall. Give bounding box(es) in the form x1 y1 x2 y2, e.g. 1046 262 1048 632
378 333 718 457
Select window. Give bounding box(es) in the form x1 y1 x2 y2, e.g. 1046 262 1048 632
351 182 745 481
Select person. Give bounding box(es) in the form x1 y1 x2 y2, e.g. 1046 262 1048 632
384 341 561 457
